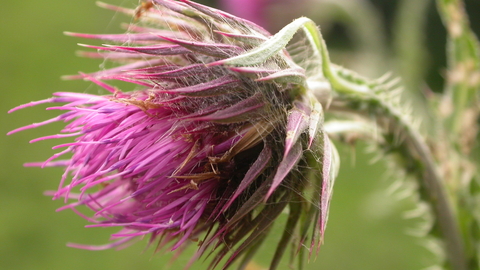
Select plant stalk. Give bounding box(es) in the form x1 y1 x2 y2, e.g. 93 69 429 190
299 13 468 266
326 92 467 270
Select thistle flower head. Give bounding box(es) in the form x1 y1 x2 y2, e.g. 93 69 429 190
9 1 338 268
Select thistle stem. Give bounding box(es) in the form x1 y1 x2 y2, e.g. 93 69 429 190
436 0 480 139
326 75 468 268
296 13 468 266
381 102 461 270
327 92 467 270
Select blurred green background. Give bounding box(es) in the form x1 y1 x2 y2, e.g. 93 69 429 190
1 0 478 269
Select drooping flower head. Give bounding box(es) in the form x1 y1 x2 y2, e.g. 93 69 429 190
9 1 338 269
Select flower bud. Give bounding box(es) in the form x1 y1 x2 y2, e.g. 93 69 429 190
9 1 338 268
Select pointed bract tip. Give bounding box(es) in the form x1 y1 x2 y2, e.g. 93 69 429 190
95 1 109 8
61 75 78 80
206 60 225 67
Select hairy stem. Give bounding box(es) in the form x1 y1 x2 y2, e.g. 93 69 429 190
228 15 472 268
436 0 480 139
436 0 480 268
303 20 467 269
329 94 466 270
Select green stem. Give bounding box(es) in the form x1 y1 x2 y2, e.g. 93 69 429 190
435 0 480 268
436 0 480 139
218 14 472 268
392 0 431 128
326 84 467 270
303 19 467 269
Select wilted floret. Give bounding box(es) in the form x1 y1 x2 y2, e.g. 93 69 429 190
9 1 337 269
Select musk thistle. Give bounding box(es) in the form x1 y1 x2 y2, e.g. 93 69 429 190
8 0 338 269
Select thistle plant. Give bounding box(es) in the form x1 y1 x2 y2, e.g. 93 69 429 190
7 0 480 270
